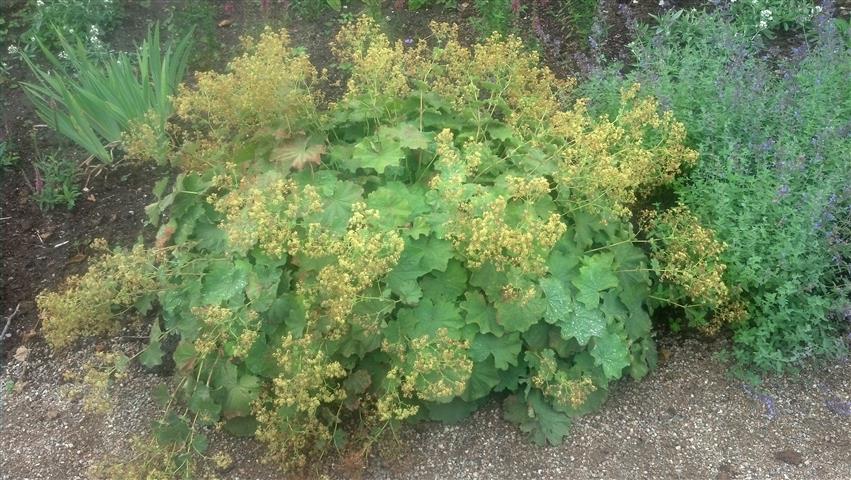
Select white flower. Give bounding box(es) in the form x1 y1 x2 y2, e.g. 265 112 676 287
7 45 18 55
751 0 758 5
760 9 772 18
730 0 736 3
36 0 44 6
758 20 768 29
58 51 69 60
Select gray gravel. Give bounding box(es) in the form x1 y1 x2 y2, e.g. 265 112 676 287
1 337 849 479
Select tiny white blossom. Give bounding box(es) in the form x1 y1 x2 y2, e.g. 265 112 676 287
760 9 772 18
36 0 44 6
7 45 18 55
758 19 768 29
58 51 69 60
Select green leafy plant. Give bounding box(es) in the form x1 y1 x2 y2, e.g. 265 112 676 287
38 18 713 477
473 0 513 36
582 8 851 371
162 0 218 70
29 149 80 210
19 25 193 164
0 141 19 169
19 0 121 55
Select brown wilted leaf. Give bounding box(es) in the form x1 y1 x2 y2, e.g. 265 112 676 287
155 224 176 248
14 346 29 362
66 253 88 265
272 135 327 171
218 19 233 28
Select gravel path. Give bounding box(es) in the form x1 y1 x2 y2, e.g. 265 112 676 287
1 337 849 479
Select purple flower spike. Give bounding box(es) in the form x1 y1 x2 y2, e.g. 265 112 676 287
742 384 777 420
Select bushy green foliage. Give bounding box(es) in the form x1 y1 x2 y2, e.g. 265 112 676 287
0 141 18 169
473 0 513 36
18 0 121 54
19 26 193 164
582 8 851 371
39 19 713 476
31 149 80 210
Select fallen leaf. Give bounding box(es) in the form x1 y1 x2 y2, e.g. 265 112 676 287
218 19 233 28
13 345 29 362
66 253 88 265
87 194 96 202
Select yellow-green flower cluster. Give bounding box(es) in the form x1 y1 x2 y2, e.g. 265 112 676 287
254 334 347 470
381 328 472 405
190 305 259 358
645 204 741 333
461 195 565 275
331 16 410 113
646 205 729 304
554 85 698 217
430 130 566 276
529 352 596 410
300 203 405 335
37 240 160 349
174 28 319 136
62 351 130 415
210 173 323 257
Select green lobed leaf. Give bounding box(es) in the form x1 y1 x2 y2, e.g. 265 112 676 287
590 328 631 380
572 253 620 307
503 391 572 446
469 332 522 370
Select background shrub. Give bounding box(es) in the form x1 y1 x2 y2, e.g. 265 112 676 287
581 6 851 371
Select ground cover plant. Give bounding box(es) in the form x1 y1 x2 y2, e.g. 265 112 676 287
581 2 851 372
32 17 732 477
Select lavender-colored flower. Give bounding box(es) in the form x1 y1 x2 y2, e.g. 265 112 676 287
742 384 777 419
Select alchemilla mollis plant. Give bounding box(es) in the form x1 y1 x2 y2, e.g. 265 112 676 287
37 18 727 477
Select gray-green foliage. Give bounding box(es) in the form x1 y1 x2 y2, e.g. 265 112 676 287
581 9 851 371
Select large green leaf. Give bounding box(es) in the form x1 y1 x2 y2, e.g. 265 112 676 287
365 182 428 230
462 358 501 401
572 253 619 307
591 328 631 380
503 391 572 446
420 260 468 302
348 134 404 173
378 123 431 150
558 303 607 346
469 332 522 370
540 276 574 325
271 135 326 171
202 259 249 305
387 236 454 304
140 321 164 368
461 290 503 336
495 297 545 333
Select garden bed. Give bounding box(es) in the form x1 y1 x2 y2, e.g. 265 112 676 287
1 1 849 478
